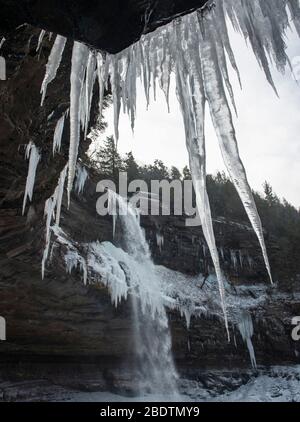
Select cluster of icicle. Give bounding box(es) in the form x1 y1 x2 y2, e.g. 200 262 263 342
38 0 300 332
41 164 68 279
41 163 88 278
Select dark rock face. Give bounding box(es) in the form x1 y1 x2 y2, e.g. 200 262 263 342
0 0 208 53
0 26 300 397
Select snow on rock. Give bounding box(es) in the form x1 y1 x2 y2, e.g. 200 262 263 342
87 241 128 306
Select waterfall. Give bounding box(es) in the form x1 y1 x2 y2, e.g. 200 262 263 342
108 191 178 396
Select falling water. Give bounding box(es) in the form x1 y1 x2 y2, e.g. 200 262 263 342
108 191 178 396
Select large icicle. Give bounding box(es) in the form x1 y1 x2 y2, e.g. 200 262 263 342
40 35 67 105
68 41 89 206
198 10 272 283
173 16 229 338
83 51 97 138
22 143 41 215
96 53 106 118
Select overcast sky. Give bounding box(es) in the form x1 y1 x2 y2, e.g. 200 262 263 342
103 24 300 208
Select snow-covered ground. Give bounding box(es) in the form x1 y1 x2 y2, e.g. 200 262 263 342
62 366 300 402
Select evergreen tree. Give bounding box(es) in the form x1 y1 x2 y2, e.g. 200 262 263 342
182 165 192 180
123 151 140 182
263 181 279 206
152 159 170 180
170 166 182 181
142 159 170 182
93 136 123 180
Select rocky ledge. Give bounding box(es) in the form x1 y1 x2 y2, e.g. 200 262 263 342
0 0 209 53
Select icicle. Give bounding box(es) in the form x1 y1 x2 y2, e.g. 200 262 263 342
108 190 118 238
239 250 243 268
65 250 88 286
198 10 273 284
156 233 164 252
52 113 65 155
74 164 88 194
22 143 40 215
110 55 122 142
96 53 107 118
68 41 89 206
40 35 67 106
55 164 68 226
238 312 257 369
42 196 56 279
173 16 229 339
36 30 46 52
83 51 97 138
230 250 238 271
41 164 68 278
247 255 254 270
0 37 6 50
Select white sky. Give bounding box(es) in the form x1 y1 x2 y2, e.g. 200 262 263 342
103 24 300 208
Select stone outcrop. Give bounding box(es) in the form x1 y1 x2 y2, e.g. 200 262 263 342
0 25 300 397
0 0 208 53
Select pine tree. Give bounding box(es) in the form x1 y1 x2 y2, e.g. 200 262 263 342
170 166 182 181
152 159 170 180
94 136 123 180
182 165 192 180
263 181 279 206
123 151 140 182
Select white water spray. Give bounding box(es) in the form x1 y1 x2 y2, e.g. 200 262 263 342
107 191 178 395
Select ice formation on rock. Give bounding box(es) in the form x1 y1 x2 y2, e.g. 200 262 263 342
74 164 89 194
39 0 300 323
52 194 179 393
42 164 68 278
238 312 257 369
22 143 40 215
